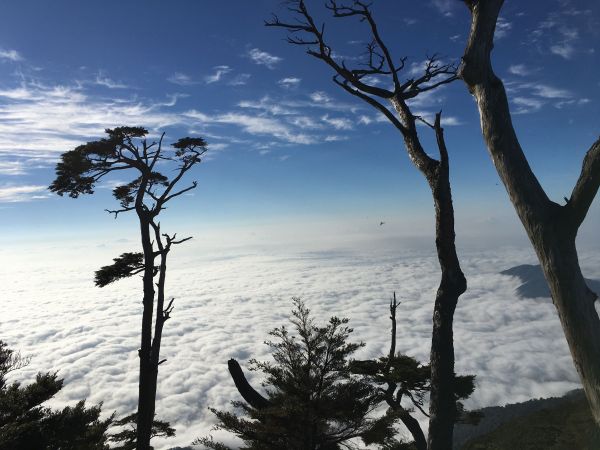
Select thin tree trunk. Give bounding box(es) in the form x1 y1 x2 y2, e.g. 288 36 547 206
426 119 466 450
137 216 156 450
399 411 427 450
392 101 467 449
426 167 466 449
460 0 600 425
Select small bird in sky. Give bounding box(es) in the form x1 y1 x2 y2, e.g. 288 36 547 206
380 221 385 226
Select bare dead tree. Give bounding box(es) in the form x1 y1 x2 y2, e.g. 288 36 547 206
459 0 600 426
267 2 467 447
50 127 207 449
355 293 429 450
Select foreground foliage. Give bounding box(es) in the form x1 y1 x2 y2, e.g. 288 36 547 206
0 340 112 450
198 298 478 449
197 299 398 449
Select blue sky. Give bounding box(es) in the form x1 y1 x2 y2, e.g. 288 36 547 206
0 0 598 248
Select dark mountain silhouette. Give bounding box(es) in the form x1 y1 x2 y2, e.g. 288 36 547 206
500 264 600 299
453 389 590 449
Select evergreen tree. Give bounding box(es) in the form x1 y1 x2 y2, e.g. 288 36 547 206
196 299 399 450
0 340 112 450
50 127 206 449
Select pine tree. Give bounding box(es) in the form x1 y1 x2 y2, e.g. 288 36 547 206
0 340 112 450
196 299 399 450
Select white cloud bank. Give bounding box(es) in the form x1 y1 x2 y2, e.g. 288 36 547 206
2 241 596 448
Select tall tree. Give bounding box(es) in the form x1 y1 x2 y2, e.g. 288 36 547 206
50 127 207 449
267 2 466 447
459 0 600 424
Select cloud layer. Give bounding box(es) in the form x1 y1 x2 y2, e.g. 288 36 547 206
2 241 596 448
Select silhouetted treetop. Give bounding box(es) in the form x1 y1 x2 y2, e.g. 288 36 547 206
49 127 207 202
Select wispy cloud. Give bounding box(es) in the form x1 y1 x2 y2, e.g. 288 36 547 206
278 77 301 88
286 116 322 130
531 5 590 60
431 0 455 17
324 135 347 142
247 48 282 69
206 112 315 145
555 98 591 109
550 43 575 59
94 73 128 89
495 17 512 40
321 114 353 130
358 115 373 125
0 160 26 175
0 81 189 168
0 184 48 202
238 96 296 116
512 97 544 114
167 72 198 86
309 91 332 104
228 73 251 86
506 80 581 114
204 65 231 84
507 64 534 77
0 48 23 61
530 84 572 99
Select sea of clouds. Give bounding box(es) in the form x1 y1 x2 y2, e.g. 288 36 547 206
1 236 598 448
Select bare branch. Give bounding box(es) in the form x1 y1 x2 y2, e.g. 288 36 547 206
333 76 406 134
405 390 430 418
105 206 135 218
266 0 394 99
162 181 198 204
328 0 402 91
228 358 271 410
567 138 600 229
149 132 166 170
384 292 398 373
163 298 175 321
433 112 449 167
164 233 193 246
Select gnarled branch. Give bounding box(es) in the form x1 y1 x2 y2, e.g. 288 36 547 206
227 359 271 410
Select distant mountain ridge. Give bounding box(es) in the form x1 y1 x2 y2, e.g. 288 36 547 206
500 264 600 299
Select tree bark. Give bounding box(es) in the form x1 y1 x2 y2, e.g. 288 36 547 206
137 213 157 450
228 359 271 410
399 410 427 450
460 0 600 425
391 102 467 450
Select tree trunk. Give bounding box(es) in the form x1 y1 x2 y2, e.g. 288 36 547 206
392 100 467 449
228 359 271 410
426 127 466 450
399 410 427 450
460 0 600 425
426 164 466 450
137 216 156 450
